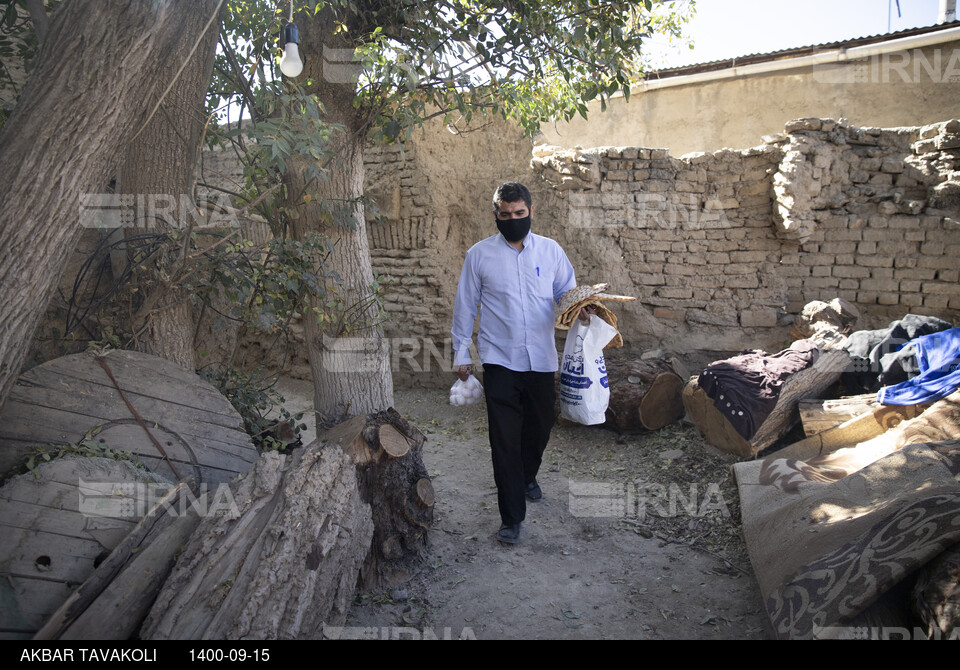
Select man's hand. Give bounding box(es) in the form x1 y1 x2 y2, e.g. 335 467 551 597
455 364 472 382
579 305 597 323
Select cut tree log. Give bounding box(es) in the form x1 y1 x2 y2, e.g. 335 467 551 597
415 478 435 509
556 357 685 432
683 338 851 459
140 443 374 640
603 358 685 432
749 347 851 450
321 414 373 464
353 408 433 589
378 424 412 458
683 301 856 458
315 408 435 588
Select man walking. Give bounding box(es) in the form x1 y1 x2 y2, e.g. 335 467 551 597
451 182 579 544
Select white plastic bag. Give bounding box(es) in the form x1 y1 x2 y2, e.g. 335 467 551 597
559 315 619 425
450 373 483 406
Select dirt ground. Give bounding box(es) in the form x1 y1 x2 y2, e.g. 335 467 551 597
277 378 768 640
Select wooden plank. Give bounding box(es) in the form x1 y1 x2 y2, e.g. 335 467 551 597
34 480 199 641
60 510 201 640
100 350 217 388
21 351 240 420
0 526 111 583
0 400 255 486
18 364 243 429
69 422 255 471
0 499 136 542
1 477 86 511
0 457 175 638
0 400 250 457
775 400 933 461
798 393 880 436
0 415 255 471
117 454 240 490
1 350 257 486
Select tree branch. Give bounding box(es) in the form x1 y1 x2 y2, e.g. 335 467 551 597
23 0 50 47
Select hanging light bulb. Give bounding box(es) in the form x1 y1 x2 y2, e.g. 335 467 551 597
279 2 303 78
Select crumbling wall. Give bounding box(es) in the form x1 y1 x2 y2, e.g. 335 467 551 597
530 142 787 355
527 117 960 361
772 118 959 315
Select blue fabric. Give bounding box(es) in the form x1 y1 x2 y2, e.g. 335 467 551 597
452 232 577 372
878 327 960 405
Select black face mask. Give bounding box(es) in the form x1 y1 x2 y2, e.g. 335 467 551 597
496 215 531 242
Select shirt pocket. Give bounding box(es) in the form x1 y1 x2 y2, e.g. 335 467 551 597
526 265 556 301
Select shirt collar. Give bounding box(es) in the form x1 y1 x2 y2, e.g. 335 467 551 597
496 231 535 250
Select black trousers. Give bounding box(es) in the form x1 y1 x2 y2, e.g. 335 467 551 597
482 364 557 526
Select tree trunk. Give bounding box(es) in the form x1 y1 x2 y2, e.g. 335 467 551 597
682 346 851 458
357 410 432 587
602 358 686 432
285 10 394 428
0 0 222 413
140 445 374 640
313 410 435 588
116 0 221 371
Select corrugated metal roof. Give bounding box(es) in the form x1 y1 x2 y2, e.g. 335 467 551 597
641 20 960 81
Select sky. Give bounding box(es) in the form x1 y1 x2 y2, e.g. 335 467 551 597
646 0 947 69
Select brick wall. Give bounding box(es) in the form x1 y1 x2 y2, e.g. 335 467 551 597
523 117 959 364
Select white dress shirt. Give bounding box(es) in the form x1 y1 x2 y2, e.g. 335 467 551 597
452 232 577 372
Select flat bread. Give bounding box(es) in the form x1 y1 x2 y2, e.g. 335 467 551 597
556 299 624 349
557 284 636 331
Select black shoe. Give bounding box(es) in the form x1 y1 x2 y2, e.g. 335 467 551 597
497 523 521 544
525 480 542 502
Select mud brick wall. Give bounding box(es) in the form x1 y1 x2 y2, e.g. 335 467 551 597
771 119 960 315
527 118 960 362
530 143 787 354
365 143 448 338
